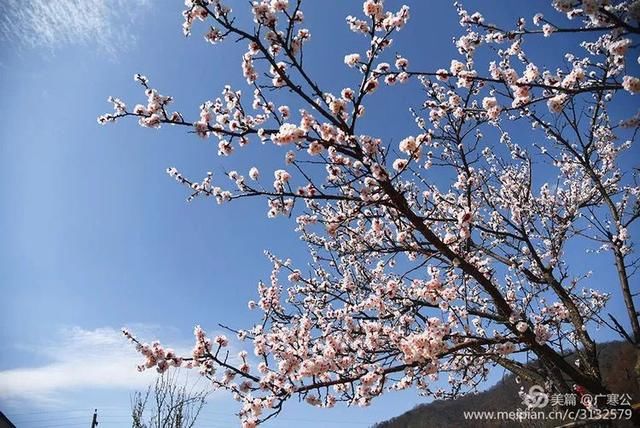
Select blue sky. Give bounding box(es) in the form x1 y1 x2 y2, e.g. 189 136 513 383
0 1 638 427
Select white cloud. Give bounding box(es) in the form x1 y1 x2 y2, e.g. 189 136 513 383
0 0 150 55
0 325 193 407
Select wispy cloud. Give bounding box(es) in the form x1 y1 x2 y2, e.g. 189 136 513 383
0 0 150 55
0 326 190 407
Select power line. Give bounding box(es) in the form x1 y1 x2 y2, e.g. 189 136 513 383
7 407 125 417
9 415 93 424
8 405 377 426
31 423 91 428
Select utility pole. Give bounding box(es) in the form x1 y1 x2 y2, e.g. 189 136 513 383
90 409 98 428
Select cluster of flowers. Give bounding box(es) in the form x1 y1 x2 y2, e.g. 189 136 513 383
123 329 183 373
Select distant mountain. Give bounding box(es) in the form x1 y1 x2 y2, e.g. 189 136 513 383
373 341 638 428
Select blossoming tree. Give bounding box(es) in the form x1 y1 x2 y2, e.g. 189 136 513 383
100 0 640 425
